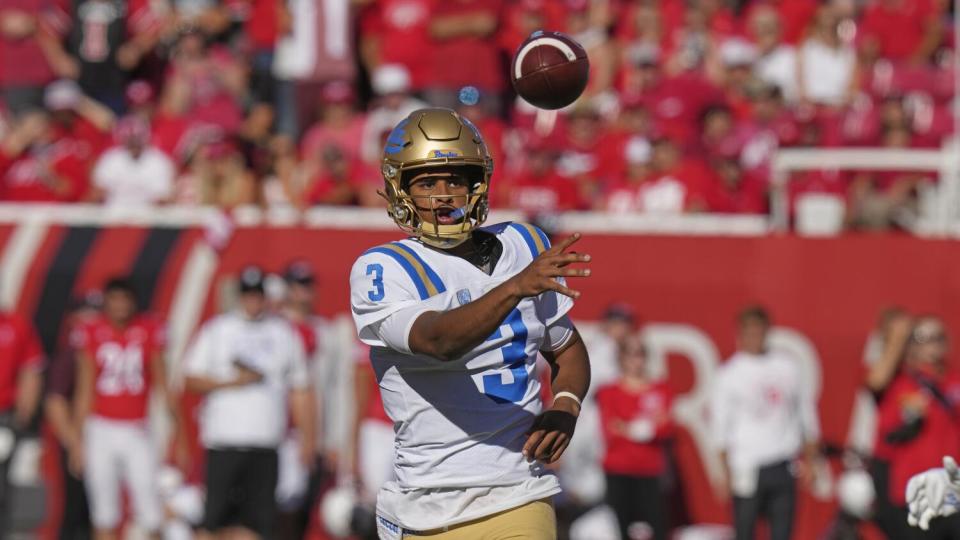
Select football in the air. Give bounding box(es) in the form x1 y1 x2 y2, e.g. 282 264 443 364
511 30 590 110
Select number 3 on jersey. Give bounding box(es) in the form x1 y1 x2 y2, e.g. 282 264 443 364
367 264 385 301
482 309 530 403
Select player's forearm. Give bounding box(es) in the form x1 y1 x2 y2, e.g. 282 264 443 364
44 395 79 448
183 375 232 395
546 332 590 410
14 369 41 428
408 280 522 361
290 388 316 448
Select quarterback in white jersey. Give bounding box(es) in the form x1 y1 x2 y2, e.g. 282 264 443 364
349 108 591 539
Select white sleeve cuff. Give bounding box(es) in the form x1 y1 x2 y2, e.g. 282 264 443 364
377 307 433 355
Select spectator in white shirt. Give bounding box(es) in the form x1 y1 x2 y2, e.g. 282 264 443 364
91 115 174 206
711 305 821 540
796 4 857 108
749 6 798 103
183 266 315 540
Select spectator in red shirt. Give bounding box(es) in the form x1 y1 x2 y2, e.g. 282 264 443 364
423 0 503 112
0 0 73 113
304 144 369 207
714 38 759 121
358 0 433 93
701 143 768 215
558 104 622 208
0 109 90 202
300 81 366 167
859 0 943 65
848 125 931 231
159 28 247 136
875 316 960 539
596 333 674 540
0 303 43 536
498 138 580 216
617 43 725 144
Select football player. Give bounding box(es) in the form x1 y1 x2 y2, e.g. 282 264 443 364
349 108 592 539
906 456 960 533
73 278 173 540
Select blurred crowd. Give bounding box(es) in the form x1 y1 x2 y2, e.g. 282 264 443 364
0 0 956 230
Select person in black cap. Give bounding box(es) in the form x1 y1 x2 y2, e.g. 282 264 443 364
276 260 330 540
183 265 316 540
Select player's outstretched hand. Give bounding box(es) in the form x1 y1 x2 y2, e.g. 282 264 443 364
507 233 591 300
907 456 960 530
522 403 578 464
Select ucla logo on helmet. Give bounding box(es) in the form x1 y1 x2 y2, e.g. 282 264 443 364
431 149 461 158
384 119 409 155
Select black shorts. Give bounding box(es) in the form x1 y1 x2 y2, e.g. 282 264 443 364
202 447 279 536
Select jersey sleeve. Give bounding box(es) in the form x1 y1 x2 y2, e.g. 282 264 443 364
349 251 428 348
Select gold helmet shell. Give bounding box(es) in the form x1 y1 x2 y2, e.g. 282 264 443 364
381 108 493 248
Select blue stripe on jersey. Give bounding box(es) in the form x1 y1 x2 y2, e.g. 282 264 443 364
391 242 447 295
364 246 430 300
509 223 549 259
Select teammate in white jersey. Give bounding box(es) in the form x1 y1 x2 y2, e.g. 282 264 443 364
349 108 592 539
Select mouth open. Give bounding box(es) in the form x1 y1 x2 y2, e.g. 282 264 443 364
436 206 466 225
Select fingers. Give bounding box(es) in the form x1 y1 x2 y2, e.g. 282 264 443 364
550 252 592 268
548 435 571 463
547 280 581 300
523 429 545 461
533 431 560 461
920 507 936 530
548 232 581 255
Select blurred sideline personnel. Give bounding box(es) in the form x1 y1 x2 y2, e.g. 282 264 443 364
596 333 674 540
0 293 44 536
45 290 102 540
73 278 173 540
711 306 821 540
875 316 960 539
349 108 592 538
277 260 328 540
351 341 394 502
184 266 314 540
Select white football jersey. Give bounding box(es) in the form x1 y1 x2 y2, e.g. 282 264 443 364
349 222 573 531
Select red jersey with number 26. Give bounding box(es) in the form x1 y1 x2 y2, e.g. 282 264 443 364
75 315 165 420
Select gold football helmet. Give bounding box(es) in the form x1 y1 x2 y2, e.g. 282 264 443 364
380 108 493 249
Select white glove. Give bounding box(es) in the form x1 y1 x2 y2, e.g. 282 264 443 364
906 456 960 530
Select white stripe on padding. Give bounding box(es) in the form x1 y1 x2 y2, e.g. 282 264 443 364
149 240 218 455
514 37 578 80
0 221 48 310
166 241 219 388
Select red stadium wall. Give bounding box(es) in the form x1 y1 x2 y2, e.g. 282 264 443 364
9 224 958 539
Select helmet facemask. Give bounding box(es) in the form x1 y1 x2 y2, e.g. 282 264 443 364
381 164 490 249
